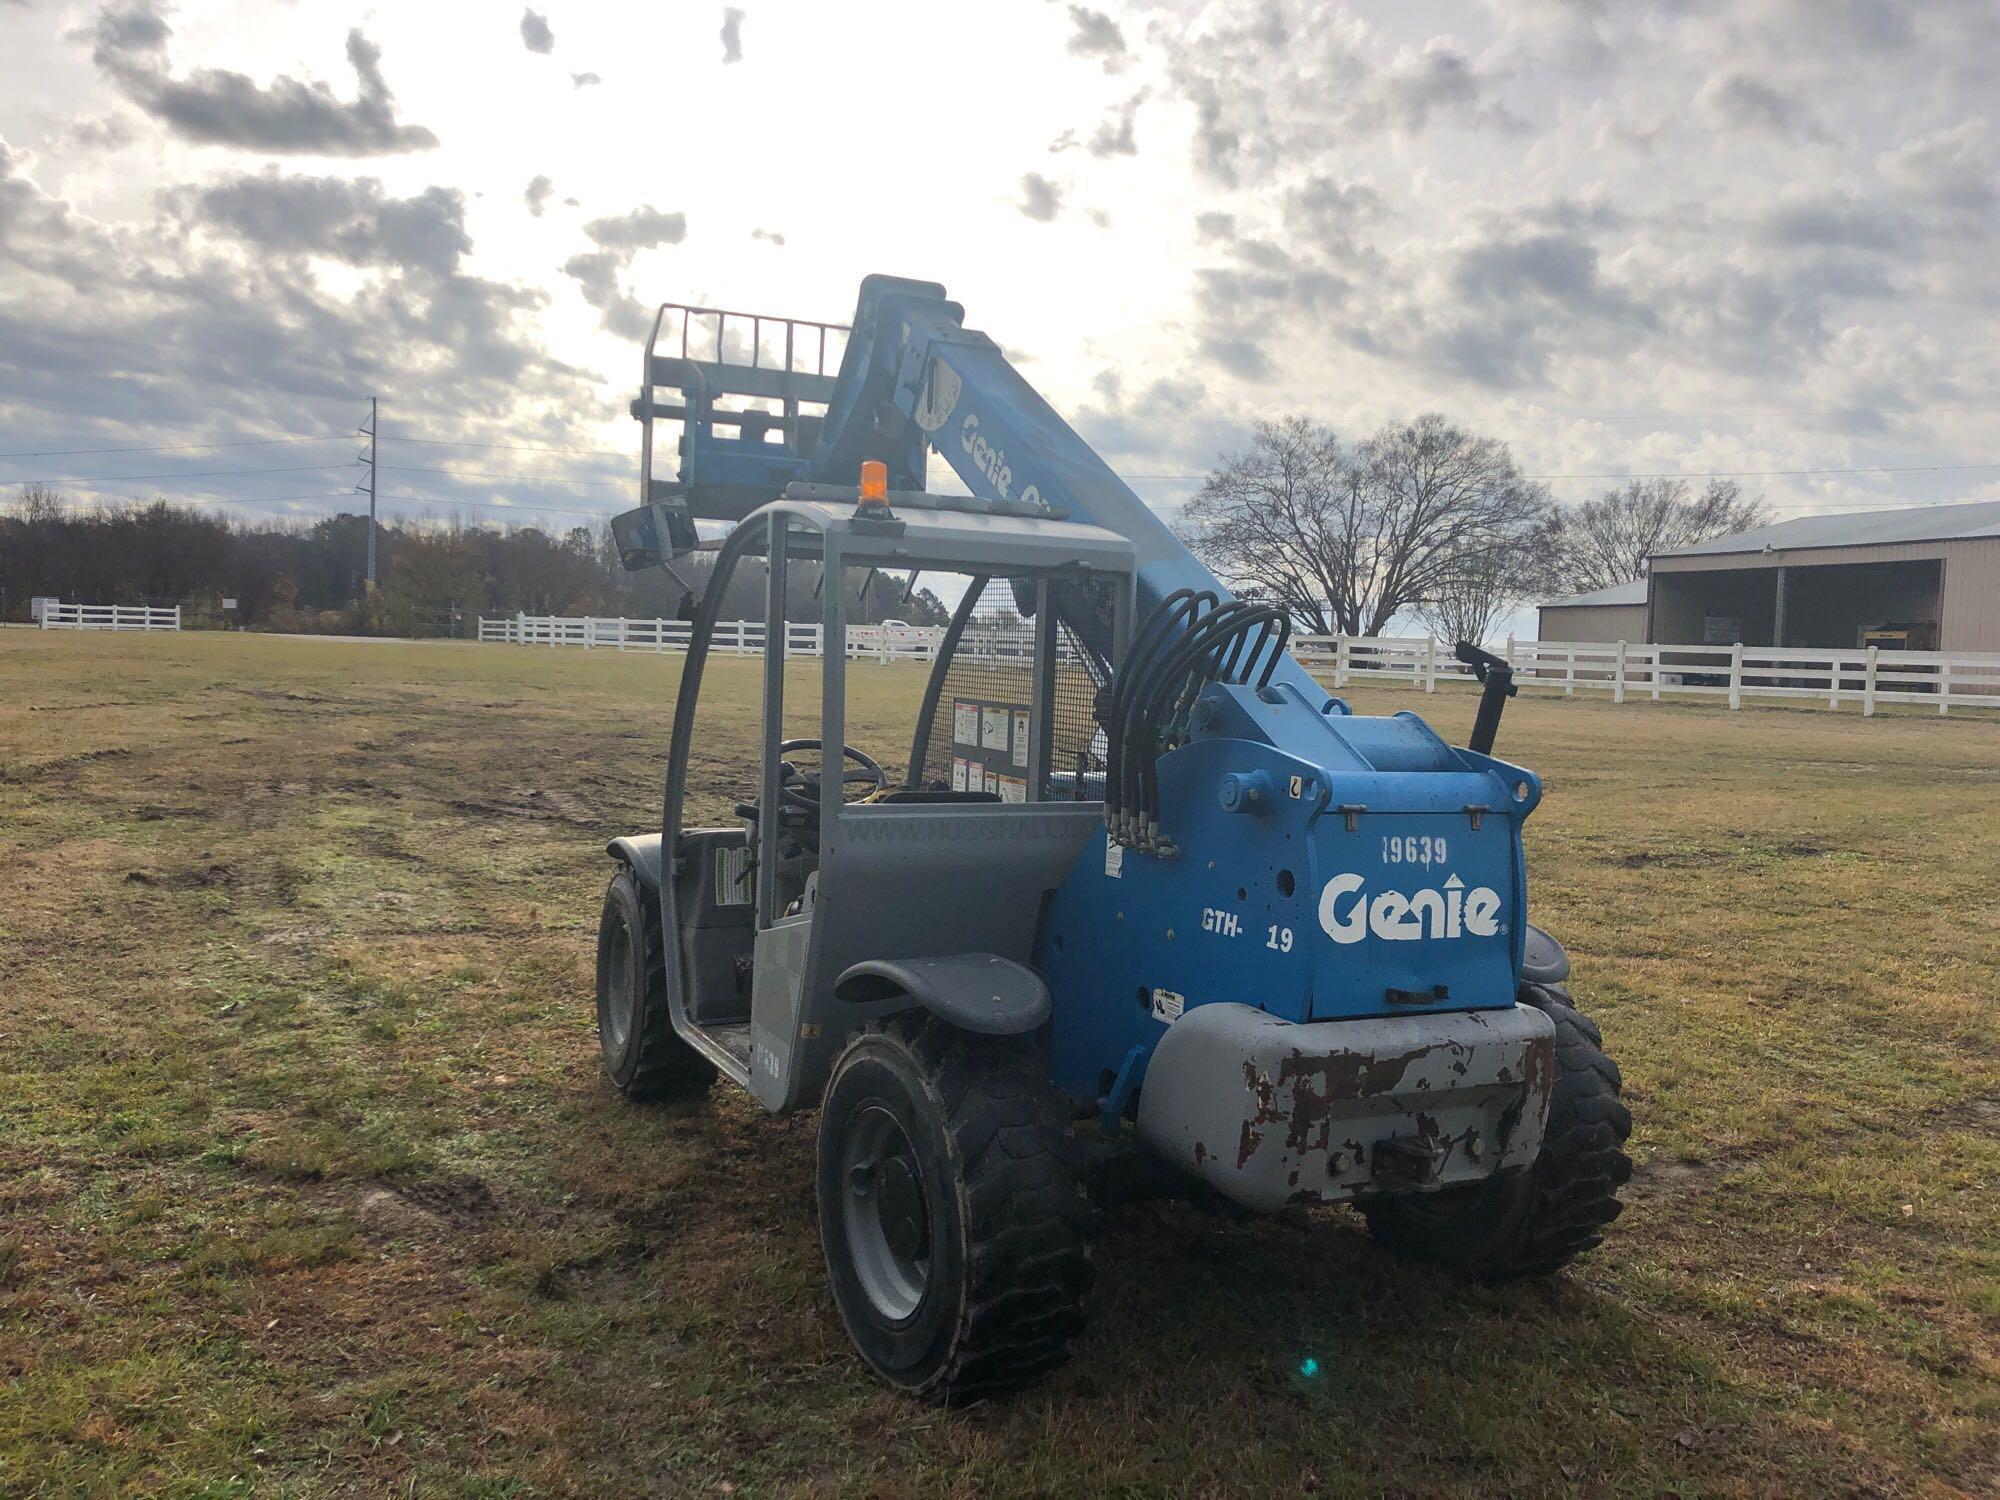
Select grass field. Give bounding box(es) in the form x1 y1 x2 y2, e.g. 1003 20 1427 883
2 631 1996 1498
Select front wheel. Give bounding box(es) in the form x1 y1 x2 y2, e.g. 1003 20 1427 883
816 1014 1093 1403
595 867 716 1102
1361 982 1632 1279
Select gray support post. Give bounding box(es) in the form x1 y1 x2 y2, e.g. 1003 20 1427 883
1729 642 1744 709
820 536 847 861
1029 578 1056 800
1863 644 1879 717
756 515 789 928
1773 566 1787 648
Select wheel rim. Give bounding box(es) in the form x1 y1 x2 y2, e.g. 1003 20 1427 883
840 1103 930 1322
603 909 635 1054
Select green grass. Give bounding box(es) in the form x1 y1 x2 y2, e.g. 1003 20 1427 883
1 630 1994 1497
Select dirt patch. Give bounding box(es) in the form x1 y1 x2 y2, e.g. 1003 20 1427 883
0 745 132 783
125 861 237 890
449 787 596 824
393 1173 501 1225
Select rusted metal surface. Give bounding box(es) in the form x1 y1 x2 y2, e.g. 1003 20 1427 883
1135 1002 1556 1212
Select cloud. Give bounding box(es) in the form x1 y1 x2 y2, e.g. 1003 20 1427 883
570 71 601 88
519 9 554 54
87 2 436 156
0 142 589 491
1280 176 1385 262
563 205 687 337
1758 191 1903 252
524 174 554 218
720 7 744 64
1157 5 1526 187
751 227 786 246
1065 6 1126 70
1087 90 1145 157
1072 368 1249 477
583 205 688 250
182 172 473 276
1879 120 1996 216
1698 72 1825 142
1017 172 1063 221
561 249 650 339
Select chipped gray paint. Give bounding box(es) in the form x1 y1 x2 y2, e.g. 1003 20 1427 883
1136 1002 1555 1212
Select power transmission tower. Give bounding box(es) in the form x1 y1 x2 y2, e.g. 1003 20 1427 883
355 397 378 590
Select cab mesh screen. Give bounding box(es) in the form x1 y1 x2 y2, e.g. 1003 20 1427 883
912 579 1108 799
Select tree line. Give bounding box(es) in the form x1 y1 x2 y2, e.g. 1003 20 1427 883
1174 415 1764 644
6 413 1764 644
0 485 950 633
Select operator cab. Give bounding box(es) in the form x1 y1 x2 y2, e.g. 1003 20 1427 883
634 481 1136 1111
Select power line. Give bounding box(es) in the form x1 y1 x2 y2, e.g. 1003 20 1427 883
1115 461 2000 484
386 433 628 458
0 461 356 485
0 434 348 460
383 463 626 487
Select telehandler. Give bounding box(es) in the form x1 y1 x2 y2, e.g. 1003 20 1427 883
593 276 1631 1401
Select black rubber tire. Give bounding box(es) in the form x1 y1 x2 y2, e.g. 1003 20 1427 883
816 1012 1093 1404
1360 981 1632 1280
595 866 716 1102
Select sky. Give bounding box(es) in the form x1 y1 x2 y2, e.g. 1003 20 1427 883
2 0 1997 578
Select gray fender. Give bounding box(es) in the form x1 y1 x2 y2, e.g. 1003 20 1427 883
606 834 664 895
1522 923 1570 986
832 954 1050 1036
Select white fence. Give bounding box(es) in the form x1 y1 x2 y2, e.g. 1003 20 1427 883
1294 635 2000 716
35 602 181 632
476 614 2000 717
478 614 956 662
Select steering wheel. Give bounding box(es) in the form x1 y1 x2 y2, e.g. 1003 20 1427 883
775 738 886 814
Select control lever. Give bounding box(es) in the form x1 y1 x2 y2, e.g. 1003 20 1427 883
1454 641 1517 756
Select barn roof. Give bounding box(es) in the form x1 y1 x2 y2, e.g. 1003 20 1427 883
1542 579 1648 609
1654 498 2000 559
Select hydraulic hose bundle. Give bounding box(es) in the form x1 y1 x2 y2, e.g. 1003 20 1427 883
1100 590 1290 856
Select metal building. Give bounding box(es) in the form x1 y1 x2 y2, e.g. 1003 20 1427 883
1536 580 1647 644
1645 499 2000 653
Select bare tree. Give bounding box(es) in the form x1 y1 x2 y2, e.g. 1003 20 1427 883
1417 546 1531 648
1352 415 1549 638
1529 478 1766 596
1171 416 1354 634
1175 413 1550 638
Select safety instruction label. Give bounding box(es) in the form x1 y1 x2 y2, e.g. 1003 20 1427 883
1151 988 1184 1024
949 695 1032 796
981 707 1011 752
1104 842 1123 878
953 701 980 746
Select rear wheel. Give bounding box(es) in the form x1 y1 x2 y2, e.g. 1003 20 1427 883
816 1013 1093 1403
595 866 716 1102
1361 982 1631 1279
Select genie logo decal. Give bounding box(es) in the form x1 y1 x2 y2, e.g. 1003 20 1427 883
1318 872 1504 945
914 359 961 434
959 414 1042 507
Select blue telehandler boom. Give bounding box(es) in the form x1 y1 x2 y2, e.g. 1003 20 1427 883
595 275 1632 1402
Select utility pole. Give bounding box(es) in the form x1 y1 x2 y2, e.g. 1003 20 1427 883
360 397 378 590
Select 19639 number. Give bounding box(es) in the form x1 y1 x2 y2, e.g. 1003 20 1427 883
1382 834 1448 868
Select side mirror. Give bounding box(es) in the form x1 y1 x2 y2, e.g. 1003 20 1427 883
610 501 698 572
